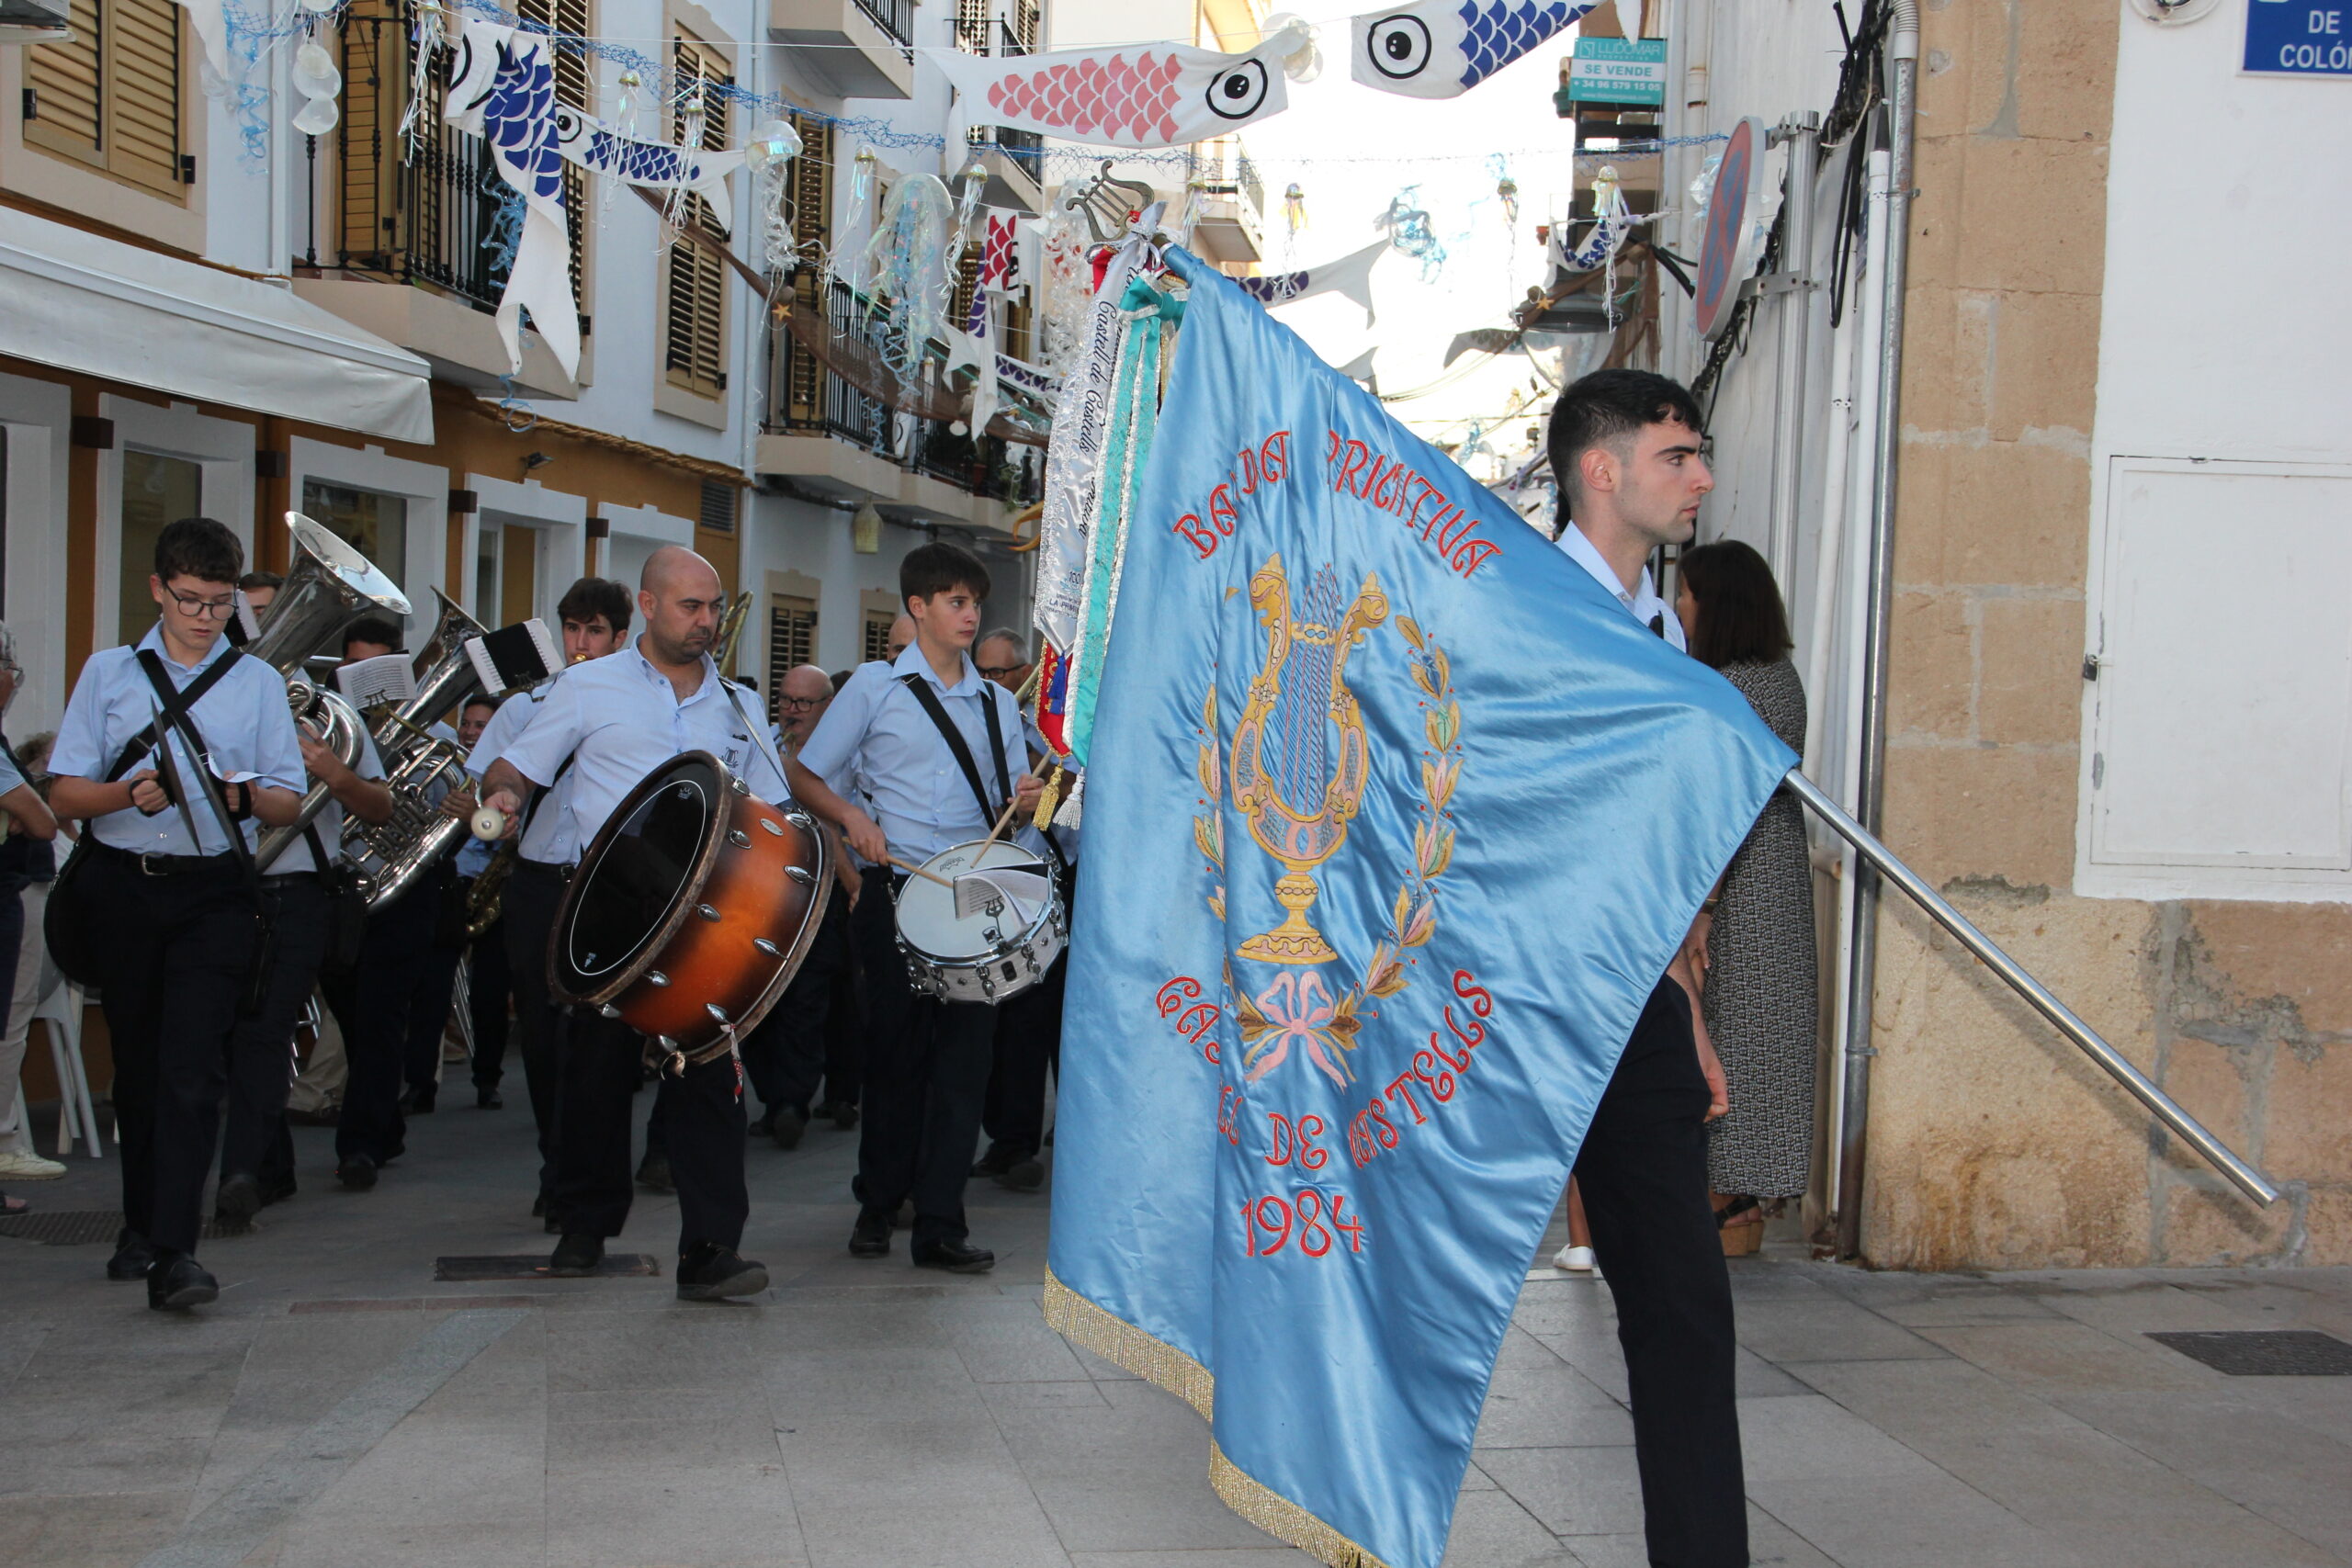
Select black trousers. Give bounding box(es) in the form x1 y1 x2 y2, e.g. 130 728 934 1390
503 861 570 1197
819 939 864 1110
324 858 448 1166
1572 976 1747 1568
405 932 464 1098
743 884 851 1120
553 1009 748 1251
82 849 256 1257
468 912 512 1089
851 876 992 1246
220 874 328 1180
982 947 1065 1160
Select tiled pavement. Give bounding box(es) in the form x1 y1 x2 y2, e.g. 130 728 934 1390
3 1097 2349 1568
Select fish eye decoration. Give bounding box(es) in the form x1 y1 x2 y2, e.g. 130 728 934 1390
1352 0 1598 99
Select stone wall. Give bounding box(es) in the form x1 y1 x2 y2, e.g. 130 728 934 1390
1860 0 2348 1269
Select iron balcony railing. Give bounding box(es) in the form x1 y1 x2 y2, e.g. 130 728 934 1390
854 0 911 48
967 123 1045 183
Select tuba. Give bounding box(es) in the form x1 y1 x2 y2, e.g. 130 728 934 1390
340 591 490 907
252 516 412 873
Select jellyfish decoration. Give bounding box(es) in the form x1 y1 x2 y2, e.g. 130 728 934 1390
862 173 955 378
1283 182 1307 235
744 118 807 296
290 35 341 137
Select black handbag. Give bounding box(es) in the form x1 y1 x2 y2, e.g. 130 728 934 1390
43 650 246 989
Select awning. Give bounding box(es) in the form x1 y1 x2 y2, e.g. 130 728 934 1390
0 208 434 445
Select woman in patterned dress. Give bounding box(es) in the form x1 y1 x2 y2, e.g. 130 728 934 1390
1674 542 1818 1253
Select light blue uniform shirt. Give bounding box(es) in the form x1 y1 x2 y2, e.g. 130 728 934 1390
499 639 792 858
795 645 1032 866
51 625 305 856
0 742 24 797
468 682 578 865
1555 521 1690 653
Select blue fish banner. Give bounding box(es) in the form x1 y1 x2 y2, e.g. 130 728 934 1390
1042 249 1796 1568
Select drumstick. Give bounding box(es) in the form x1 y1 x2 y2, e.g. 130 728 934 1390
975 754 1053 859
888 856 958 889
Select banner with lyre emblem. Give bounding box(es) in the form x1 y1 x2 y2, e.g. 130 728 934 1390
1043 250 1796 1568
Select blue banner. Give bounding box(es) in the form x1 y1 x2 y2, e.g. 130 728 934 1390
1045 251 1795 1568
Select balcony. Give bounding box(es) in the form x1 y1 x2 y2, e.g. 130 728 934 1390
768 0 913 98
1191 150 1266 265
965 127 1046 216
756 280 1041 538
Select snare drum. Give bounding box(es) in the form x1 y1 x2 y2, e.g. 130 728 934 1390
894 840 1066 1005
550 750 829 1069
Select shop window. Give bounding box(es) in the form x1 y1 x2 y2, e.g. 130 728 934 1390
23 0 187 199
118 450 201 646
301 479 408 595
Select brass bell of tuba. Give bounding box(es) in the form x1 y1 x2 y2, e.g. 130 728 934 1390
251 516 412 874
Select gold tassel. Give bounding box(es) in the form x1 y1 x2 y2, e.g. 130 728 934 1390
1040 1269 1396 1568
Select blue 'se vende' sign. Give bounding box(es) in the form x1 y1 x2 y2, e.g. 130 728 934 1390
2245 1 2352 76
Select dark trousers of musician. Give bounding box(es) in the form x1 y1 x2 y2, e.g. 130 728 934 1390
1571 975 1747 1568
503 861 571 1199
554 1010 748 1249
982 947 1065 1162
819 947 863 1111
467 911 512 1090
851 875 993 1245
743 884 851 1121
402 911 467 1104
324 859 450 1167
220 874 327 1181
80 848 255 1257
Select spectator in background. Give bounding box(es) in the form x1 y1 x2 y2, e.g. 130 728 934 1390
886 614 915 663
1673 539 1818 1253
0 694 63 1202
777 665 836 752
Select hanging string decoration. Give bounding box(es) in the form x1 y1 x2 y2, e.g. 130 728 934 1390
400 1 447 154
862 172 955 379
742 118 806 299
1351 0 1597 98
1374 187 1447 280
447 19 581 378
1557 164 1633 271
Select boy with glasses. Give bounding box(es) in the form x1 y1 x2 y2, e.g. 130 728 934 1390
49 517 304 1311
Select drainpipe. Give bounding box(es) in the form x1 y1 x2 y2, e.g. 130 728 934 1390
1834 0 1919 1262
1764 109 1820 592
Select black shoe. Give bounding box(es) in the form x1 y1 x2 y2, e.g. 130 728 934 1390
848 1208 891 1258
548 1233 604 1276
747 1111 775 1140
214 1173 262 1227
545 1213 560 1235
147 1252 220 1311
336 1154 379 1191
676 1244 769 1301
994 1157 1046 1194
770 1107 807 1152
819 1099 859 1131
106 1229 154 1281
256 1173 298 1208
476 1087 503 1110
398 1088 435 1114
910 1237 996 1274
531 1191 548 1217
970 1145 1020 1179
635 1154 673 1193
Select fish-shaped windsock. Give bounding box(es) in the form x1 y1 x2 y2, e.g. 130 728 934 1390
935 24 1308 150
447 21 581 379
551 106 747 233
1351 0 1597 98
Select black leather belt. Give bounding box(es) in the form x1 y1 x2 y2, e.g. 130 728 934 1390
92 840 238 877
260 871 320 889
514 857 574 882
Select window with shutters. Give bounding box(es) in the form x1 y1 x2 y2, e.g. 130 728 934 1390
23 0 187 199
863 608 895 665
765 595 817 719
698 479 736 535
662 31 732 400
1001 288 1034 364
949 248 982 338
778 110 833 427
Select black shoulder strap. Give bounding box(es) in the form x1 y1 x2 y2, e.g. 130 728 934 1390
898 672 1009 827
104 648 243 784
134 649 259 887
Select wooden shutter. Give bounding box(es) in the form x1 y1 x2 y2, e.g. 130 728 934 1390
663 34 732 397
1001 289 1034 363
24 0 104 162
765 595 817 718
108 0 181 195
863 610 893 665
950 248 981 337
25 0 186 198
782 111 832 423
514 0 592 308
337 0 402 271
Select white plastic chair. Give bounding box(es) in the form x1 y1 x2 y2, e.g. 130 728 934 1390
40 983 102 1158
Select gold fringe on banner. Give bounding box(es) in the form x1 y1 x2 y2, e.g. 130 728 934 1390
1040 1268 1395 1568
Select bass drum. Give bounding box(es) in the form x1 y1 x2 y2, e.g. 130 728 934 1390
550 750 829 1069
894 839 1065 1005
